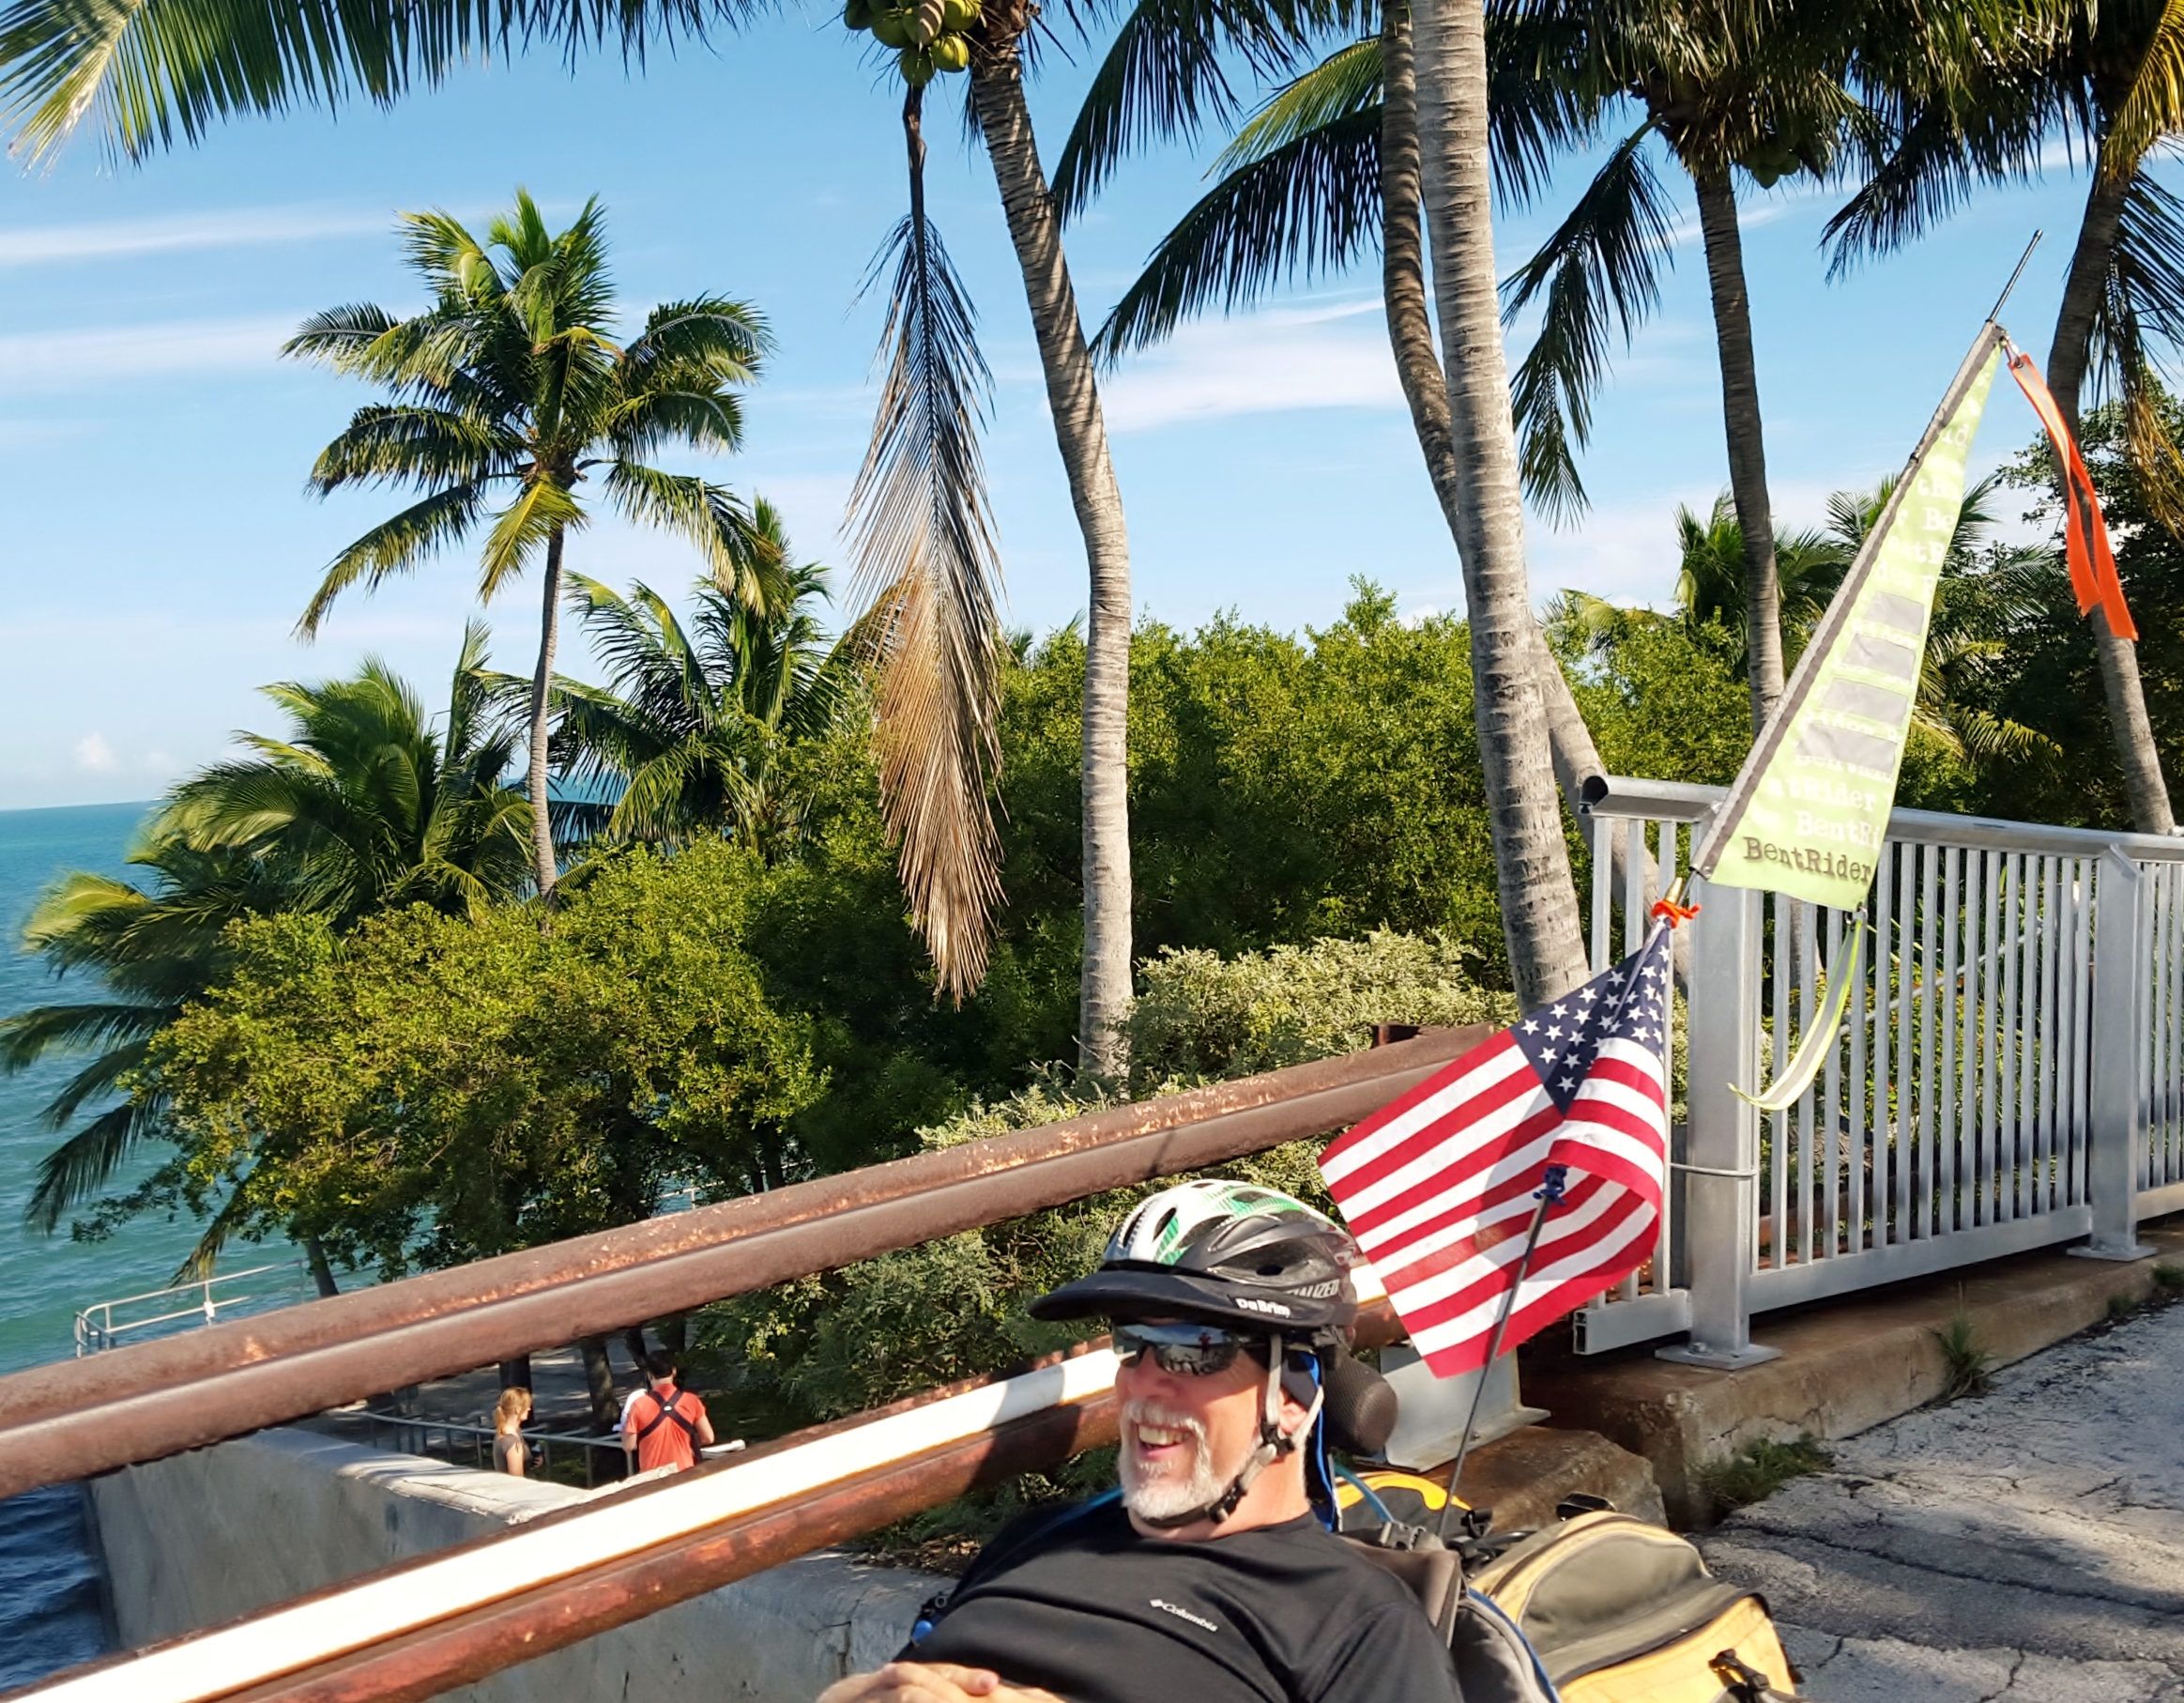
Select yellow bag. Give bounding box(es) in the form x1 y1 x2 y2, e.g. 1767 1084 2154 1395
1470 1511 1800 1702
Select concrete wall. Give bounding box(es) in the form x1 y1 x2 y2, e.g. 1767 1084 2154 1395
89 1428 941 1703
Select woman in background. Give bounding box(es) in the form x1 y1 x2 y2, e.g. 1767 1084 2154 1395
493 1387 533 1477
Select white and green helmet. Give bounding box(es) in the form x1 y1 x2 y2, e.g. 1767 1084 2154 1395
1030 1178 1360 1338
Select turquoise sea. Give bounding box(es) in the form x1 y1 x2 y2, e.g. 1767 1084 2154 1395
0 800 198 1689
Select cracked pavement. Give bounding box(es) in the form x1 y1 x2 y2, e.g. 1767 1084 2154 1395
1698 1295 2184 1701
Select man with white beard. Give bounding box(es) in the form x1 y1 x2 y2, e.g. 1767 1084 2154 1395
817 1181 1463 1703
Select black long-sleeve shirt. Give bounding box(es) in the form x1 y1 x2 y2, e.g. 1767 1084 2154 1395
903 1500 1462 1703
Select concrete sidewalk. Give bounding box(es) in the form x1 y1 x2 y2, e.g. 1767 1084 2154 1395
1700 1296 2184 1701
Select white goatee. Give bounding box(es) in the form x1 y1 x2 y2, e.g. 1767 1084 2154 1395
1118 1398 1225 1522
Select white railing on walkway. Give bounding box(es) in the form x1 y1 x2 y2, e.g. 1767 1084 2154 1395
1573 776 2184 1365
73 1262 314 1356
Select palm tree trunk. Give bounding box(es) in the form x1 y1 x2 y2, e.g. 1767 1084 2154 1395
527 524 568 900
1691 165 1783 735
970 38 1135 1074
2047 163 2174 833
1382 12 1607 816
1381 6 1682 982
1410 0 1588 1007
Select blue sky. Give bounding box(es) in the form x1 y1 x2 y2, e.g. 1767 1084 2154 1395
0 10 2118 809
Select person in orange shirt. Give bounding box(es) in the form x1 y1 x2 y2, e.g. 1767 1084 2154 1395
620 1350 714 1474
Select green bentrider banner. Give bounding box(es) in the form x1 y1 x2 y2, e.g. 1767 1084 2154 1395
1693 327 2005 912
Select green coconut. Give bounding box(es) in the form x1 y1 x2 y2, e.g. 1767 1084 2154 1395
929 31 970 70
844 0 876 28
898 42 936 84
940 0 979 30
870 7 913 46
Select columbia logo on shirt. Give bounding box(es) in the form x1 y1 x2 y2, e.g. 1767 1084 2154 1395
1150 1599 1219 1633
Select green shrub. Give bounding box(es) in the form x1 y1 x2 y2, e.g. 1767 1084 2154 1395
1123 930 1515 1091
2152 1264 2184 1297
2108 1290 2140 1322
1700 1434 1832 1511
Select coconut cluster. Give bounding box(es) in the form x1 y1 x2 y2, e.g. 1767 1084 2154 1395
844 0 980 84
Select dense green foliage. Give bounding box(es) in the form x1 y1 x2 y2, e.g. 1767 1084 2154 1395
132 840 822 1274
701 928 1517 1434
1976 402 2184 827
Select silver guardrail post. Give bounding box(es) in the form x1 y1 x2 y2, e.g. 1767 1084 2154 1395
1658 870 1779 1369
2078 846 2155 1261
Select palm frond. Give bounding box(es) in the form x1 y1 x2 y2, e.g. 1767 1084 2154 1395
477 476 584 602
305 403 519 491
1050 0 1312 222
23 1094 164 1233
1093 108 1381 362
847 209 1005 1002
2105 0 2184 179
1502 118 1673 520
0 1001 167 1073
1212 35 1379 172
2092 171 2184 530
1484 0 1606 209
0 0 431 163
601 462 781 612
298 483 484 635
620 295 771 391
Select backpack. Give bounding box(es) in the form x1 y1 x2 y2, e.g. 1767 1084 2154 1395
1336 1470 1808 1703
634 1387 699 1446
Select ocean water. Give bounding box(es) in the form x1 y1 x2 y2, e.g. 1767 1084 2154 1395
0 800 196 1685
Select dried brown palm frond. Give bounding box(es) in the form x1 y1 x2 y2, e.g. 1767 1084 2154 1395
846 89 1007 1003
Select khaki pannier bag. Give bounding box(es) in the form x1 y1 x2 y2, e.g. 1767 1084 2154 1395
1468 1511 1800 1702
1336 1472 1807 1703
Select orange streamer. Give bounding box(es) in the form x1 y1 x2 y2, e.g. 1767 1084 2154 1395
2006 347 2139 642
1651 897 1701 927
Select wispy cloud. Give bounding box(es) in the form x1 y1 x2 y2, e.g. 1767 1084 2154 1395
1101 299 1401 432
72 733 118 774
0 205 392 268
0 315 297 391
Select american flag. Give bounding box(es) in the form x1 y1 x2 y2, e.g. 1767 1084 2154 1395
1320 925 1674 1377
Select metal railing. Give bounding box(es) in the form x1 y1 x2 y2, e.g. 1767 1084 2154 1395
1578 776 2184 1365
327 1408 634 1490
73 1263 313 1356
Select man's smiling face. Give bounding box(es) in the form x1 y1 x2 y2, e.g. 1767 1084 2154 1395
1113 1322 1273 1529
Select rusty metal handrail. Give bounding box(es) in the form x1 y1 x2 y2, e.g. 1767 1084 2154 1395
30 1304 1410 1703
0 1025 1485 1503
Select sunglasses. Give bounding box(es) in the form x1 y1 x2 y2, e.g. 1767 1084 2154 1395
1111 1322 1264 1377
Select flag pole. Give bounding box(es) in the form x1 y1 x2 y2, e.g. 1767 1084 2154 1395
1434 1163 1568 1541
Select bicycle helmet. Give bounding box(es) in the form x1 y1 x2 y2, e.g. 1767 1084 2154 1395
1032 1181 1366 1530
1030 1179 1360 1340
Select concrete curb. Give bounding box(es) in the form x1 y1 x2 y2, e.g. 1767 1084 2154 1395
1521 1215 2184 1527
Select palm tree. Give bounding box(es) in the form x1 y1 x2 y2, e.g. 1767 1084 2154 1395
1412 0 1587 1004
1074 5 1698 942
1555 473 2062 768
286 191 774 902
0 627 533 1260
1827 0 2178 831
165 623 536 922
1489 0 1867 736
0 0 1136 1070
550 500 857 852
966 9 1138 1076
834 4 1139 1060
1670 492 1849 669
